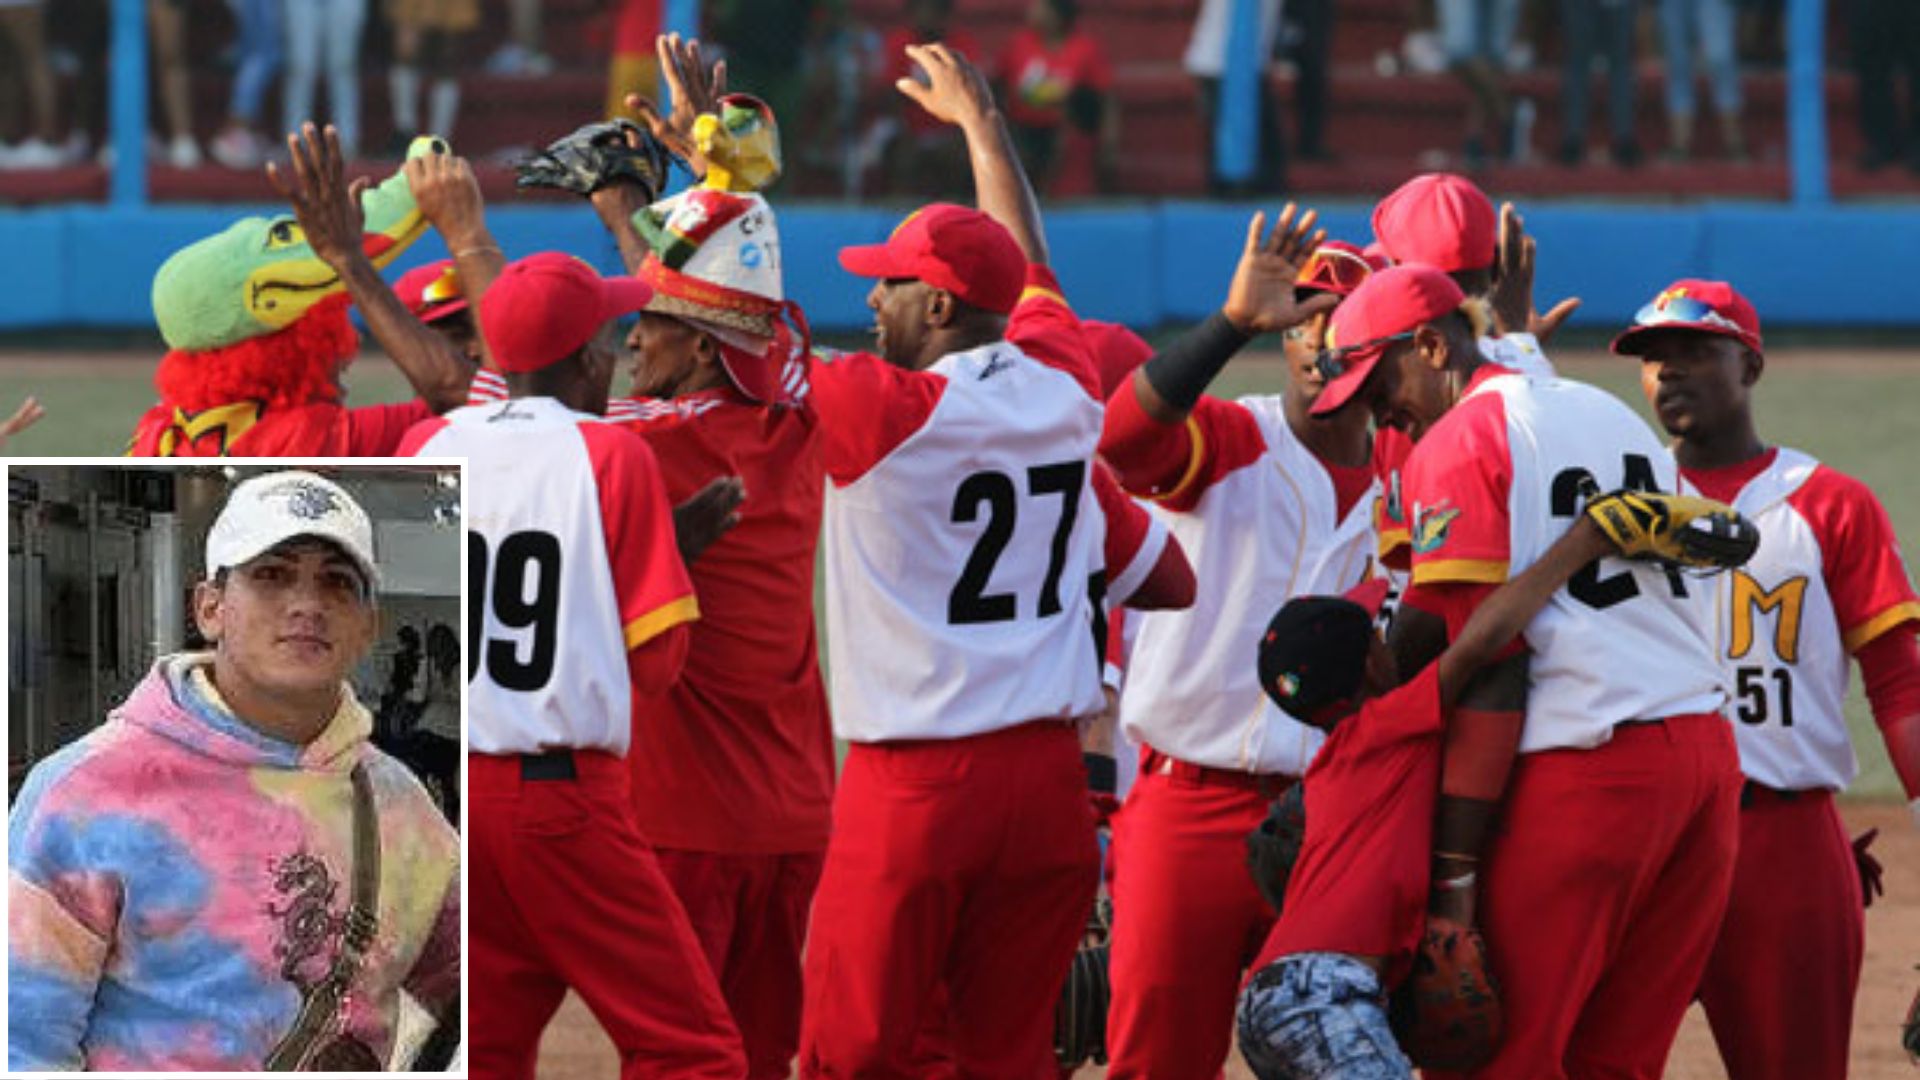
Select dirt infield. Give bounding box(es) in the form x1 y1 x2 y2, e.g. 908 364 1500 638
530 800 1920 1080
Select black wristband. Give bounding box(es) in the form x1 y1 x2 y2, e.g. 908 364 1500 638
1083 752 1118 795
1140 310 1253 412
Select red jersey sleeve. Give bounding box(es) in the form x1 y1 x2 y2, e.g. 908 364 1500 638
1008 264 1102 401
1094 462 1170 604
804 350 947 485
1791 465 1920 653
346 399 435 456
1352 664 1446 751
1402 393 1513 588
394 415 450 456
576 422 699 652
1099 390 1268 511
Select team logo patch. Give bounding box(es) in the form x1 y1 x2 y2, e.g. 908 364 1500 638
267 478 342 521
1273 672 1301 700
1411 501 1460 554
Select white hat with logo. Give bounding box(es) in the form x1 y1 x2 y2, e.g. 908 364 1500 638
205 470 378 590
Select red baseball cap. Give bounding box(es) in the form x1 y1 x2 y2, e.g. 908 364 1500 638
1082 320 1154 399
1371 173 1498 273
1610 278 1764 357
479 252 653 374
838 204 1026 315
1310 265 1466 417
394 259 469 324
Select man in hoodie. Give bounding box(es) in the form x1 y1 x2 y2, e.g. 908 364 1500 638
7 468 461 1072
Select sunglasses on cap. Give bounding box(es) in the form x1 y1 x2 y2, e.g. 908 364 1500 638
418 265 463 308
1630 295 1747 336
1314 331 1415 383
1298 247 1375 295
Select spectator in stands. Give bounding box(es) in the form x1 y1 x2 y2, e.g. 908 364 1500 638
0 0 66 168
793 1 881 195
709 0 816 152
487 0 551 76
994 0 1116 196
149 0 201 167
386 0 477 151
878 0 978 197
1660 0 1746 161
210 0 283 169
1437 0 1520 166
1557 0 1639 167
1184 0 1284 195
1283 0 1333 162
1854 0 1920 172
606 0 661 121
285 0 368 160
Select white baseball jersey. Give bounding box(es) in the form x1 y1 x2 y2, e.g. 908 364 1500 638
1481 331 1554 379
1117 394 1378 775
1686 447 1920 791
1405 369 1725 752
811 340 1108 743
401 397 697 755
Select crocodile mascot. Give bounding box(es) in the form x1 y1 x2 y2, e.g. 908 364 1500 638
128 138 446 457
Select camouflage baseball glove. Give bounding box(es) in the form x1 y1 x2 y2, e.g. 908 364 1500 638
1245 782 1307 914
1391 916 1503 1072
1053 895 1113 1068
515 119 673 202
1584 488 1759 571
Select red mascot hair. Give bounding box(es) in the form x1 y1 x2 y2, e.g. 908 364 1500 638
152 294 360 411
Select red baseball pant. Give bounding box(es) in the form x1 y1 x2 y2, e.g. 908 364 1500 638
1434 714 1741 1080
1106 752 1285 1080
798 720 1100 1079
654 849 826 1080
469 751 746 1080
1697 787 1862 1080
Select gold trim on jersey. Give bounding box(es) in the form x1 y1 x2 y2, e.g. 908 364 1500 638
1728 572 1809 663
624 595 701 650
1844 600 1920 655
1411 558 1510 586
1150 415 1210 506
1017 285 1067 308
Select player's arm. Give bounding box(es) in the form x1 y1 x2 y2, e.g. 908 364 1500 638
591 180 655 276
1436 517 1614 703
1864 632 1920 822
894 42 1048 266
581 425 702 695
1093 463 1195 610
268 124 473 414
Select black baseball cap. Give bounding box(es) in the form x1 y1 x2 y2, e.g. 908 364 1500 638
1258 581 1391 721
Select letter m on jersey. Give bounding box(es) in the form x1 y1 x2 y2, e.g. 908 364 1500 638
1729 572 1809 664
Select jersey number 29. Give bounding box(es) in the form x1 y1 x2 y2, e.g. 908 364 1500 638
468 530 563 690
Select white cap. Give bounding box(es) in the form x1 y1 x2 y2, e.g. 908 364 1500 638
205 470 378 590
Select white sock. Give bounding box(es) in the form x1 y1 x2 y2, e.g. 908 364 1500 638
391 65 420 133
428 78 461 140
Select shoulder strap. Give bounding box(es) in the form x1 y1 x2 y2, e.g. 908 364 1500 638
263 763 381 1071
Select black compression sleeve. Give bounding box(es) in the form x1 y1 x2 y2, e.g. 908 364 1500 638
1140 311 1253 412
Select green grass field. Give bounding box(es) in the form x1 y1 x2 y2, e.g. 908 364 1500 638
5 345 1916 796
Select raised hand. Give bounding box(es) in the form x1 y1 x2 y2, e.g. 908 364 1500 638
265 123 366 269
624 32 727 175
1221 204 1337 335
406 150 488 250
1488 202 1580 343
0 396 44 449
894 43 998 132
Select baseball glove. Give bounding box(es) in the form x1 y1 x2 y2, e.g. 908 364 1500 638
1245 782 1307 914
1390 916 1503 1072
1053 896 1113 1068
515 119 673 202
1584 488 1759 571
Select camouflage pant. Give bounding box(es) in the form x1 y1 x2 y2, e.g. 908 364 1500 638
1236 953 1412 1080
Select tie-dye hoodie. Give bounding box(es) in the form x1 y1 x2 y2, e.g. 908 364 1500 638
8 653 460 1071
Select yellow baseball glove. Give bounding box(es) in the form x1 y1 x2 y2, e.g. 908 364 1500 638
1584 489 1759 570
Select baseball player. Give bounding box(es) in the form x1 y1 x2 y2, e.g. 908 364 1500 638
1094 218 1383 1079
1614 279 1920 1080
793 41 1179 1078
391 258 485 366
1237 489 1747 1080
1315 263 1741 1078
400 252 747 1079
8 470 459 1070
